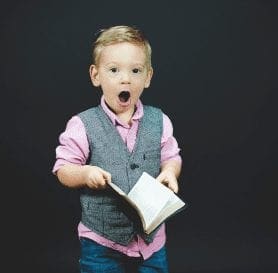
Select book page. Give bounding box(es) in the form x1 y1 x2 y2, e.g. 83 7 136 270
107 181 126 196
108 172 186 234
146 193 185 234
107 181 147 224
127 172 176 231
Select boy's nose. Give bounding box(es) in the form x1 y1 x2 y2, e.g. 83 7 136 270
120 71 131 84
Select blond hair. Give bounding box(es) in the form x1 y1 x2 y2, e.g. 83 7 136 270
92 25 152 69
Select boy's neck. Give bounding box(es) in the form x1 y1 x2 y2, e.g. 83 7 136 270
116 109 135 126
104 100 136 126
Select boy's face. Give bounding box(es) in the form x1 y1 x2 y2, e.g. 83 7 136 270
89 42 153 115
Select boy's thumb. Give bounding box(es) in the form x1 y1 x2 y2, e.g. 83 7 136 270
101 169 112 183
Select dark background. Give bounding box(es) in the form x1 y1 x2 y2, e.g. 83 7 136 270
1 0 277 272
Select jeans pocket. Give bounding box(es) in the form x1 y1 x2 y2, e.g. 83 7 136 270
79 237 124 273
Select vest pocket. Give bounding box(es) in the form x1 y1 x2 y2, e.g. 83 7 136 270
142 149 161 177
143 149 160 159
102 200 132 234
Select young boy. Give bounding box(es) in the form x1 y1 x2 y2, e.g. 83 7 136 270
53 25 182 273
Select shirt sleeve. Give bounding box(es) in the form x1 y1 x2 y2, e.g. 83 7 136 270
161 113 182 164
52 116 90 174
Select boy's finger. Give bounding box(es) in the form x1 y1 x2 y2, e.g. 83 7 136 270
96 173 107 187
156 173 165 183
101 170 112 183
169 181 179 193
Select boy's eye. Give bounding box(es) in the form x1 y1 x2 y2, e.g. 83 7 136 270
132 68 141 73
110 68 118 73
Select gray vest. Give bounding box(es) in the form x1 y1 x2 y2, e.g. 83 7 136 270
78 105 163 246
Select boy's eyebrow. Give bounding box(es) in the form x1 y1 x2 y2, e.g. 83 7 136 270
103 62 118 66
133 63 145 67
103 62 146 67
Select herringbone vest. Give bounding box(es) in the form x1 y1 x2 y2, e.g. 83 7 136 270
78 105 163 245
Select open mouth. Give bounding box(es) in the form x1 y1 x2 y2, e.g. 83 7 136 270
118 91 130 103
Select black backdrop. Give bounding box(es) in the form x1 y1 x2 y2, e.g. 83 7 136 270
1 1 278 273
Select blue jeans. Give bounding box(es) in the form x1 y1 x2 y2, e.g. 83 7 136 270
79 237 169 273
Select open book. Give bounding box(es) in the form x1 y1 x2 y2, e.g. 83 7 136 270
108 172 187 234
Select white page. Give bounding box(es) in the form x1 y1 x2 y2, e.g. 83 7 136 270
147 194 185 233
127 172 174 229
107 181 126 196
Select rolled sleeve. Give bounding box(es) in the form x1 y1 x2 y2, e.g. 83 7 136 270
161 113 182 164
52 116 89 174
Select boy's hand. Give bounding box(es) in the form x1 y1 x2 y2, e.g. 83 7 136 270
156 159 181 193
156 169 179 193
83 165 111 190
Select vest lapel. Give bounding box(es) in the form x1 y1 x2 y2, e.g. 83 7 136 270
97 105 147 160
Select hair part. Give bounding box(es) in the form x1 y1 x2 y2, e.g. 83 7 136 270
92 25 152 69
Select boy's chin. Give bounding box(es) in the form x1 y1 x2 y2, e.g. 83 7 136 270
115 104 135 114
105 100 135 115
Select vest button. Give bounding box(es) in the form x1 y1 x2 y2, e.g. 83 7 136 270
130 163 139 170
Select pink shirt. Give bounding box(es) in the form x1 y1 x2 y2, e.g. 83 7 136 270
53 96 182 259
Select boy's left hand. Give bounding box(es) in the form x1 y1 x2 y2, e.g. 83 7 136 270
156 170 179 193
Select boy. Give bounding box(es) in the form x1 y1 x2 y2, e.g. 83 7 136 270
53 25 182 273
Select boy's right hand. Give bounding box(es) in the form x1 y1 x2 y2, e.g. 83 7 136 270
83 165 112 190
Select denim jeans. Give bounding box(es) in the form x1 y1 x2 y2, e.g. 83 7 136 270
79 237 169 273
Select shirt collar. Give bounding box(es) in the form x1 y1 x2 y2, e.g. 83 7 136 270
100 95 144 128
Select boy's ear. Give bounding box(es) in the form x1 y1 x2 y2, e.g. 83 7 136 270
89 65 100 87
144 67 153 88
